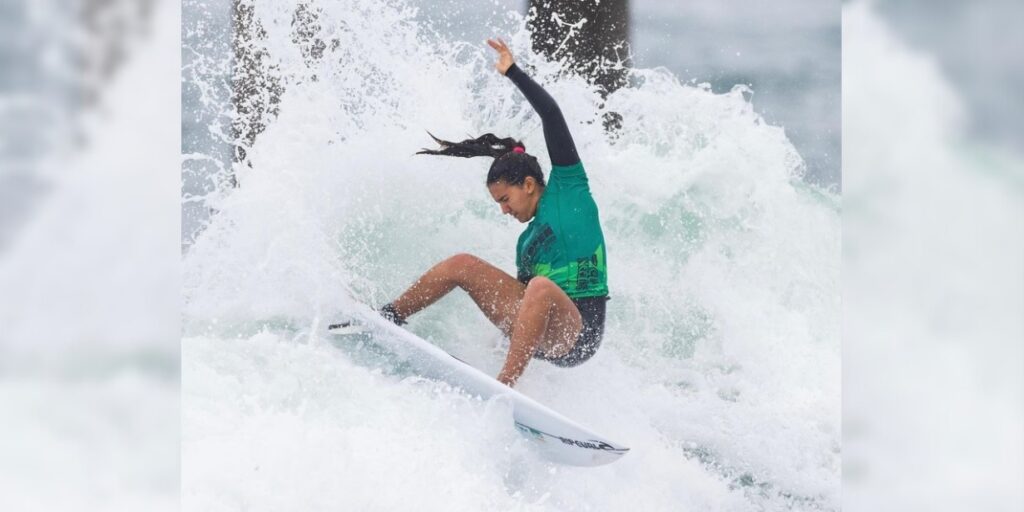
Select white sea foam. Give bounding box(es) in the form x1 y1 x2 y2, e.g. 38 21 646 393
183 0 840 509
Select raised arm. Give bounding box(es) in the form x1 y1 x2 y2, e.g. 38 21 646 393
487 38 580 167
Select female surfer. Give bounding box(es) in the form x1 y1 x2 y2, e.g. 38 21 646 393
379 38 609 387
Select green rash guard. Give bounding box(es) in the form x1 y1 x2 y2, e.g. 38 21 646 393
516 161 609 299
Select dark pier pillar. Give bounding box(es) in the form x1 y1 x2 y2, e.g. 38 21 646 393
526 0 631 97
230 0 284 179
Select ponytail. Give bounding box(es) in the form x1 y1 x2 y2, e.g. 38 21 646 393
417 131 546 187
417 132 520 159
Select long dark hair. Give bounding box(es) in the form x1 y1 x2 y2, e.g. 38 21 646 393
417 132 545 187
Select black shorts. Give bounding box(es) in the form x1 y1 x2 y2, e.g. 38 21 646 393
533 296 609 368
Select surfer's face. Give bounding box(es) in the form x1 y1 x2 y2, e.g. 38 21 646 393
488 178 540 223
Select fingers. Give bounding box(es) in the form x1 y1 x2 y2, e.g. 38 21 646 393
486 38 510 54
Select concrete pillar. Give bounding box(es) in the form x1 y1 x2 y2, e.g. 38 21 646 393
526 0 631 97
230 0 284 176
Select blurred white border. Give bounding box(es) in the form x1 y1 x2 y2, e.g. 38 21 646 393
0 0 181 509
843 1 1024 510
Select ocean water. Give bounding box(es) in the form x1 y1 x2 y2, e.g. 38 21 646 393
181 0 840 510
181 0 841 247
630 0 840 189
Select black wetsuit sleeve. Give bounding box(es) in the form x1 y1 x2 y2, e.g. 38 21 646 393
504 63 580 167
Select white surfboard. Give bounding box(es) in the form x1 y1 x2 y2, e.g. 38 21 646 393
329 305 630 467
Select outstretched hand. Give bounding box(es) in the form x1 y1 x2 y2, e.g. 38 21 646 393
486 38 515 75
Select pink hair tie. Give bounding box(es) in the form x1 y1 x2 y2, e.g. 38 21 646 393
512 146 525 154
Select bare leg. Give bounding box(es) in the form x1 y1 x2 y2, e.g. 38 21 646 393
391 254 583 387
497 277 582 387
390 253 525 334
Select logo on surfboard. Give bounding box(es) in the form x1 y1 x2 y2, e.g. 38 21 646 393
516 422 629 453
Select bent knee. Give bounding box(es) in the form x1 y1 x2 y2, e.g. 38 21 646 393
524 276 560 298
443 253 493 284
446 252 483 269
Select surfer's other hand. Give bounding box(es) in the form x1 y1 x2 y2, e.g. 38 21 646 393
486 38 514 75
